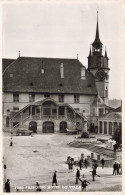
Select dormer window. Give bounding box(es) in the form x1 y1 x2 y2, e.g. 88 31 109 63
59 94 64 102
74 95 80 103
10 74 13 78
13 93 19 102
29 93 35 102
81 67 85 80
41 67 44 74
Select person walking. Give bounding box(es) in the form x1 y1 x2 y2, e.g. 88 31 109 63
101 158 105 168
75 168 80 184
113 162 117 175
91 166 100 181
84 158 88 169
5 179 10 192
79 178 90 192
36 181 41 192
71 159 74 171
79 159 82 170
93 161 98 174
116 163 120 175
92 167 96 181
52 171 58 186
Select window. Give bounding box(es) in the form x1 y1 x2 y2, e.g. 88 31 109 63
10 74 13 78
99 121 102 133
43 108 51 115
59 94 64 102
52 108 57 115
74 95 79 103
59 106 64 115
104 122 107 134
105 87 108 98
109 122 112 135
36 108 40 114
13 107 19 111
6 117 9 127
29 93 35 102
44 94 50 98
13 93 19 102
99 108 103 116
93 108 95 116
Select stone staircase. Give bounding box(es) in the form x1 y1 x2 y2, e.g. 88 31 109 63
68 142 116 158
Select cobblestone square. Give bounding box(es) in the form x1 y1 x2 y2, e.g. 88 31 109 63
3 133 122 192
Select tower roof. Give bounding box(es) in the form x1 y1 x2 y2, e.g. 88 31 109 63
105 47 109 60
92 12 103 49
88 45 92 58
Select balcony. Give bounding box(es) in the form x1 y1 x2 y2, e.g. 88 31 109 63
31 115 65 120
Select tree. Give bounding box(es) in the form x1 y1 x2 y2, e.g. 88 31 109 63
112 126 122 150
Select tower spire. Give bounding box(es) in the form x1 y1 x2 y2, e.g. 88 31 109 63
92 11 102 50
89 45 92 56
105 47 109 59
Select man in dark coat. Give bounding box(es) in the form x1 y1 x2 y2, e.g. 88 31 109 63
79 159 82 170
116 163 120 175
92 167 96 181
101 158 105 168
84 158 88 169
113 162 117 175
93 161 98 174
79 178 90 191
5 179 10 192
36 181 41 192
91 166 100 181
75 168 80 184
52 171 58 186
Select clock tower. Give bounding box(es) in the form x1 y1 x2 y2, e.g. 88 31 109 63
88 12 110 103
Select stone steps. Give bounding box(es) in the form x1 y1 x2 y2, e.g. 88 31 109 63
68 141 115 158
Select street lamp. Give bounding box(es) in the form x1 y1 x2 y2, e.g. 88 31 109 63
3 163 7 191
10 119 13 147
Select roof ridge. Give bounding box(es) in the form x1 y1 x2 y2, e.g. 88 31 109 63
18 56 78 60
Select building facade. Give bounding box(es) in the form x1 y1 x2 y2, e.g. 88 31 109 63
3 14 119 133
98 106 122 136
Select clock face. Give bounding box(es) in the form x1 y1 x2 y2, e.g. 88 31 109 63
95 70 105 81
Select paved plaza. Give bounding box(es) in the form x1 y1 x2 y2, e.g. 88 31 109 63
3 133 122 192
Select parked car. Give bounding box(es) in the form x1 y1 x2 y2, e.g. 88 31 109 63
16 128 32 136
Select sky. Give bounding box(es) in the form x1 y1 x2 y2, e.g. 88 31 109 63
2 1 124 99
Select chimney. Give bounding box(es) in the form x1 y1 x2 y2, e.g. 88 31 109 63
60 63 64 78
41 61 44 74
81 66 85 80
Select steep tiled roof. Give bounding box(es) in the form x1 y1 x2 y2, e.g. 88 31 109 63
105 105 114 110
2 58 16 72
3 56 97 95
114 106 122 112
98 111 122 120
